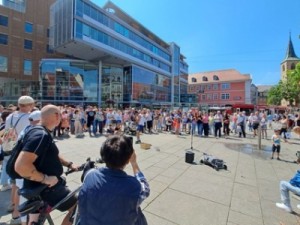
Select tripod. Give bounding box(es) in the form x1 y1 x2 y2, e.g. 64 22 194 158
186 125 199 152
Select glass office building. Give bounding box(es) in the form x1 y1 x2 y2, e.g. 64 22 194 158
48 0 189 107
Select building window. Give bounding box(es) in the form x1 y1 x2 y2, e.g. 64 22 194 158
207 84 211 90
213 84 218 90
24 39 32 50
24 59 32 75
0 33 8 45
202 94 206 100
213 93 218 100
46 45 53 53
213 75 219 80
25 22 33 33
207 94 212 100
221 93 230 100
0 55 7 72
202 76 208 81
291 63 296 70
0 15 8 27
191 77 197 83
221 83 230 89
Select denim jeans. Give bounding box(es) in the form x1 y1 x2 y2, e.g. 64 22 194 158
0 155 10 185
197 123 203 136
280 180 300 207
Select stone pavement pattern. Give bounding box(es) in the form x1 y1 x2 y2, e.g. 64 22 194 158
1 131 300 225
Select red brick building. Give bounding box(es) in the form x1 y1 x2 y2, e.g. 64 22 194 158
188 69 252 108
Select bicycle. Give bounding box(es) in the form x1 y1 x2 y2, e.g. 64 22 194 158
17 157 101 225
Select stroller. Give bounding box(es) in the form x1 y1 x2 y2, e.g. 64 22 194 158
124 121 137 135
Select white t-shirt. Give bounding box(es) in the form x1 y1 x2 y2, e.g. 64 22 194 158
5 112 30 136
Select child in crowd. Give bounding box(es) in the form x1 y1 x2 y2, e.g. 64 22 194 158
271 129 288 160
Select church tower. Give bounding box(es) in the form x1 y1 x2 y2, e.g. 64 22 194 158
281 33 299 81
280 33 299 106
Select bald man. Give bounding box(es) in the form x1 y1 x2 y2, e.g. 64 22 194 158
15 105 77 225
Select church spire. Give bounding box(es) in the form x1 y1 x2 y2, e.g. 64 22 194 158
284 32 299 60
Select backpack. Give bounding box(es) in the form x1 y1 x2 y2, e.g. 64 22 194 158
6 126 48 180
2 114 26 152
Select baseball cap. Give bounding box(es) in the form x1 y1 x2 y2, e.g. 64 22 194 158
18 96 34 105
29 110 41 121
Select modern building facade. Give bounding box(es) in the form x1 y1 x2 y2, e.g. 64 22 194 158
48 0 188 107
0 0 64 104
188 69 252 109
0 0 188 107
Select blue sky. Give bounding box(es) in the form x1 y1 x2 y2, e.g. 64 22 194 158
92 0 300 85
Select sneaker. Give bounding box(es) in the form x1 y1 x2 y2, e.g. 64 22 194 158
135 140 141 144
276 203 292 213
0 184 12 192
271 157 274 160
277 157 281 161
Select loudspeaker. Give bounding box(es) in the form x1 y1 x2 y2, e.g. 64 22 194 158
185 151 194 164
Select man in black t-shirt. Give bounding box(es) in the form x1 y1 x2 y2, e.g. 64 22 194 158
15 105 77 225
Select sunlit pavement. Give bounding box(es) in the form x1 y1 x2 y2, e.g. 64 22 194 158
1 129 300 225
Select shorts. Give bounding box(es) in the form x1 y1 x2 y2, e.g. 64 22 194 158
137 125 144 132
253 123 259 130
272 144 280 153
40 180 77 212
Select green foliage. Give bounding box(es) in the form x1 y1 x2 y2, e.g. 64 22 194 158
268 62 300 106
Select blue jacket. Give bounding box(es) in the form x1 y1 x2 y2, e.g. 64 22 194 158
78 167 142 225
290 170 300 188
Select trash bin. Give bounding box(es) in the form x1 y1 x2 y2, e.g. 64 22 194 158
185 151 194 164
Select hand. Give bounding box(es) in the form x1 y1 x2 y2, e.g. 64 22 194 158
44 175 58 187
69 163 79 171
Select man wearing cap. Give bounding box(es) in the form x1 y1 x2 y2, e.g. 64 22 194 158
4 95 34 224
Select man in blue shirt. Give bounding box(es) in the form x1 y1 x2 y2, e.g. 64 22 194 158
78 135 150 225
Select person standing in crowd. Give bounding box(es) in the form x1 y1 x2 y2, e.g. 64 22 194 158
4 96 34 224
85 106 95 136
202 111 209 137
223 111 230 138
208 112 215 136
267 113 273 129
237 111 246 138
247 112 254 132
260 113 268 139
145 109 153 134
280 115 288 140
231 112 238 134
214 111 223 138
0 109 13 192
252 111 260 137
135 110 146 144
271 128 288 160
74 109 83 138
196 111 203 136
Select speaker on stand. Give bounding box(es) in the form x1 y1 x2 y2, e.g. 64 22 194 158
185 127 196 164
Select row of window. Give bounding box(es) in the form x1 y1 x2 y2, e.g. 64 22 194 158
75 0 171 62
191 75 219 83
0 55 32 75
0 33 53 53
200 93 230 101
0 14 33 33
189 83 231 92
75 20 171 73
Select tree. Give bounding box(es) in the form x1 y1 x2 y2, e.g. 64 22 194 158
286 62 300 105
267 82 282 105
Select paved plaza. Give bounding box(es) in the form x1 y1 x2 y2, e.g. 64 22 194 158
1 130 300 225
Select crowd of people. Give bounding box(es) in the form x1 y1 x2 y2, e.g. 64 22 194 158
1 96 300 224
